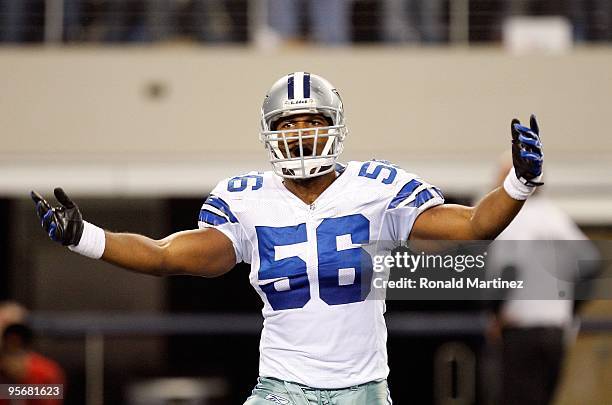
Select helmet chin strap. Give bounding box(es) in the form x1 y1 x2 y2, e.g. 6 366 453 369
281 165 335 181
280 164 335 180
276 156 336 179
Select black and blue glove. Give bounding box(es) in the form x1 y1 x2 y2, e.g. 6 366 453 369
31 188 84 246
511 114 544 187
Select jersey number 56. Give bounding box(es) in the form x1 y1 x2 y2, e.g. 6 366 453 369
256 214 373 310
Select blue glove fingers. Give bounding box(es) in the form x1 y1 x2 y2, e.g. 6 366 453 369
518 134 542 147
48 223 59 241
520 150 543 161
513 124 541 155
519 144 542 157
54 188 75 209
530 114 540 135
520 151 543 175
31 191 50 210
513 123 533 133
36 201 50 219
41 209 54 230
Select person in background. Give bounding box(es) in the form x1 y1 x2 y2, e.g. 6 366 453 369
382 0 446 43
0 323 65 405
0 0 45 42
192 0 247 43
501 0 612 42
0 301 28 344
567 0 612 42
266 0 351 46
486 157 600 405
0 0 26 42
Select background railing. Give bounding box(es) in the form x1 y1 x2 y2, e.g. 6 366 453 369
28 311 612 405
1 0 612 45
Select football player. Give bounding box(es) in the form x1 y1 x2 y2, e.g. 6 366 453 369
31 72 544 404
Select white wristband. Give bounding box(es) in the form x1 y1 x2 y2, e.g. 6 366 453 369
503 168 539 200
68 221 106 259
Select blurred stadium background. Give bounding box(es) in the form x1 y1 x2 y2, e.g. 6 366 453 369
1 0 611 404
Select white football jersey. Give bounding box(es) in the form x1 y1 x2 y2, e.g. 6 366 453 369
198 160 444 388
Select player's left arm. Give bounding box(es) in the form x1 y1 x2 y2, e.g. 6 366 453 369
411 114 544 241
411 188 523 240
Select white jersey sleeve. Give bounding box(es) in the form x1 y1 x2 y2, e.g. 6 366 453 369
381 168 445 242
197 179 250 264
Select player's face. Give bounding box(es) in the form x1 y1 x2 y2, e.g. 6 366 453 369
274 113 330 159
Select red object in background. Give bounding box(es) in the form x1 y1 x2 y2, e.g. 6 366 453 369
24 352 65 384
0 352 65 405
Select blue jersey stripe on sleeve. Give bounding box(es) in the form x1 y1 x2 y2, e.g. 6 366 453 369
387 179 422 209
407 189 435 208
204 195 238 223
199 209 229 226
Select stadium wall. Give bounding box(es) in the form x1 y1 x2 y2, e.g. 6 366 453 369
1 47 610 221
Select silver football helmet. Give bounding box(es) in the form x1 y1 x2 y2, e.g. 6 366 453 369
260 72 348 179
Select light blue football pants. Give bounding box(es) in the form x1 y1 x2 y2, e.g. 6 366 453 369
244 377 392 405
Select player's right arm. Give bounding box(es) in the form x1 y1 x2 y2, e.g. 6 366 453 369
30 189 236 277
103 228 236 277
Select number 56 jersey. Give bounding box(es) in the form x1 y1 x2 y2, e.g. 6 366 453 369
198 160 444 388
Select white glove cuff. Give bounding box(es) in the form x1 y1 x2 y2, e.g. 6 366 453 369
503 168 537 200
68 221 106 259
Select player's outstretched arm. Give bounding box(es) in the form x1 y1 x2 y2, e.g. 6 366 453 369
411 114 544 241
102 228 236 277
411 188 523 240
30 188 236 277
